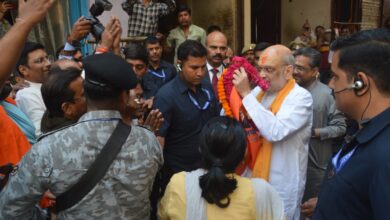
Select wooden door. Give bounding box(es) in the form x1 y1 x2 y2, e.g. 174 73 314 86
251 0 281 44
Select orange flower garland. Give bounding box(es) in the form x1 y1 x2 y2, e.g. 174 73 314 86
217 70 233 117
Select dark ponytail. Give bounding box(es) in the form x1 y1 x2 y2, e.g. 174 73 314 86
199 164 237 208
198 117 246 208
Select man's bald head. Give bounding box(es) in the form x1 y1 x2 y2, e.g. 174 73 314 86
260 45 294 66
258 44 295 93
206 31 228 67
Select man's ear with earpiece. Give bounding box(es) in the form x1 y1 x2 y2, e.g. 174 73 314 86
353 72 370 96
176 60 182 72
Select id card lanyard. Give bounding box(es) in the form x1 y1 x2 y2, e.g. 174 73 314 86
148 68 166 82
331 145 358 174
188 88 211 110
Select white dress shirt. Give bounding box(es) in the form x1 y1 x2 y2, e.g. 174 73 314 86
15 81 46 137
242 83 313 220
206 62 224 82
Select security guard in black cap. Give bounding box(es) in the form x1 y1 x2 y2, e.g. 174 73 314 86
83 52 138 91
0 52 164 219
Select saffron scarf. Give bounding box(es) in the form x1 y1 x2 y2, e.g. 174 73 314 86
252 78 295 180
229 86 263 176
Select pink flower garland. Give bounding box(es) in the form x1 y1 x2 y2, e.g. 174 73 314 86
223 56 269 101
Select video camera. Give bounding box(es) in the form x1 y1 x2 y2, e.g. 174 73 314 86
86 0 113 41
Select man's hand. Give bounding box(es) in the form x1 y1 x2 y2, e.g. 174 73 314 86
140 109 164 133
69 17 92 43
143 97 154 110
301 197 318 218
233 67 252 98
10 80 29 99
112 18 123 56
100 16 121 50
17 0 55 27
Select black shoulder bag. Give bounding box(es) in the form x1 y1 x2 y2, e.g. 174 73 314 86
53 121 131 214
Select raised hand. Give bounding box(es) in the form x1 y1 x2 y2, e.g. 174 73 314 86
232 67 252 98
112 18 123 55
140 109 164 133
100 16 121 50
69 16 92 43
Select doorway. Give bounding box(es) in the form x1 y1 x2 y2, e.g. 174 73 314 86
251 0 281 44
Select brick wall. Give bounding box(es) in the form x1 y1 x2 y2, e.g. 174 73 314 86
362 0 382 29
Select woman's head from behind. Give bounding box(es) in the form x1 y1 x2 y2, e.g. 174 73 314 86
199 116 246 208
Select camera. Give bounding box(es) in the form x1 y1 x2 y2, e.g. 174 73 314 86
87 0 113 41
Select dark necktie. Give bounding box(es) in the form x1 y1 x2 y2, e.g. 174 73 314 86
211 68 219 99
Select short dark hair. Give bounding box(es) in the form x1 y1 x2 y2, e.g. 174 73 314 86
177 40 207 62
16 42 45 76
124 43 148 65
339 42 390 93
177 4 191 15
207 25 222 35
293 47 322 69
145 35 161 46
254 42 272 52
41 67 81 117
199 116 246 208
331 28 390 93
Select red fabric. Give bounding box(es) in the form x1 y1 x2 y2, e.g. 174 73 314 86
5 97 16 105
211 68 219 99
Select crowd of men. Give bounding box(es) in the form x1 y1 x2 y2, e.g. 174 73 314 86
0 0 389 220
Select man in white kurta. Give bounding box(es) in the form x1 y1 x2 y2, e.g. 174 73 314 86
233 45 313 220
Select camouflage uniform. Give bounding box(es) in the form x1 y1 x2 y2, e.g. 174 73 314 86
0 110 163 220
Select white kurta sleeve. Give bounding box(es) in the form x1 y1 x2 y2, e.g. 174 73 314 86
242 85 313 143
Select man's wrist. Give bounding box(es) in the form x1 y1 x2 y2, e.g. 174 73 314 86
67 36 81 48
240 90 251 98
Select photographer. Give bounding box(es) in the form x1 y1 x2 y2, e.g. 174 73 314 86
57 16 92 63
122 0 176 37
